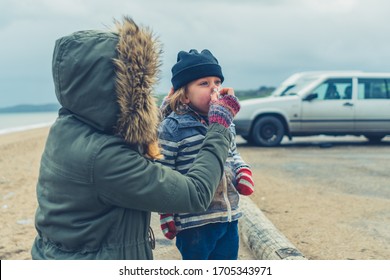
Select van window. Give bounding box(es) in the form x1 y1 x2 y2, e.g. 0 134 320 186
311 79 352 100
358 79 390 99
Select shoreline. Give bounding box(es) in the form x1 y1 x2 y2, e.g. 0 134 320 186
0 111 57 135
0 123 54 136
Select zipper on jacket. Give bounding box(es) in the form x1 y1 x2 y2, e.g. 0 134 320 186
222 174 232 222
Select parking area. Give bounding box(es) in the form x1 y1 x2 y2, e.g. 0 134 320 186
236 135 390 259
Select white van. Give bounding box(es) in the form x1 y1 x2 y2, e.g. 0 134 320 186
235 71 390 146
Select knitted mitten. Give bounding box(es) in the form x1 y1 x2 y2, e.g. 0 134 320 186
235 167 254 195
159 213 177 240
208 95 240 128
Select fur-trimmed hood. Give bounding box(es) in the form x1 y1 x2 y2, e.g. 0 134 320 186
52 17 162 157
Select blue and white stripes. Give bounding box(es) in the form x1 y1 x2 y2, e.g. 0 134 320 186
158 112 249 231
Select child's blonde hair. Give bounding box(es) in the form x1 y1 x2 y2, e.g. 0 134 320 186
168 86 187 114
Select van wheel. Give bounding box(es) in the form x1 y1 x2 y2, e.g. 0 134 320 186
251 116 285 147
364 135 385 143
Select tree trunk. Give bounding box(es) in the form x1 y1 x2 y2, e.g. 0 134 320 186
239 196 307 260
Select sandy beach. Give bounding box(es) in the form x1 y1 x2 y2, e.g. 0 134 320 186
0 128 48 259
0 127 253 260
1 127 389 260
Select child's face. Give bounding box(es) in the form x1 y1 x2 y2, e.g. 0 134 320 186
183 76 222 115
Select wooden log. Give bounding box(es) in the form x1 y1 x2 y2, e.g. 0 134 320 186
239 196 307 260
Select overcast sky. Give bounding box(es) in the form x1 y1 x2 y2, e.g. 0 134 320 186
1 0 389 107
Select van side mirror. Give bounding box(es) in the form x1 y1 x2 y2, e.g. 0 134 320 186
303 93 318 101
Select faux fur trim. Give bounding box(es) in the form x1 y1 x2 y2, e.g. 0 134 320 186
113 16 163 159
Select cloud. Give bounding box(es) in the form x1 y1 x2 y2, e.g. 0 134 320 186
1 0 390 107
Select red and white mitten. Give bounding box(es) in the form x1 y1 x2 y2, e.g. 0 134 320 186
235 167 254 195
159 213 177 240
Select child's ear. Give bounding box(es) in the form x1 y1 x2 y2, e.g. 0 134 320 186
181 94 190 104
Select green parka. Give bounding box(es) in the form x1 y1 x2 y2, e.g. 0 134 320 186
31 17 232 260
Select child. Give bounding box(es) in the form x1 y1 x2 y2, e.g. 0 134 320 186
158 49 254 260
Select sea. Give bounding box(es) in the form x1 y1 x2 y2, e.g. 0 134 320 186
0 112 58 135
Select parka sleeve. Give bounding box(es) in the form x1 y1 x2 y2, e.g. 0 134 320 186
94 123 232 213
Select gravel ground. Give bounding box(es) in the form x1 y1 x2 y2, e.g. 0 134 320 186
1 129 389 260
236 135 390 259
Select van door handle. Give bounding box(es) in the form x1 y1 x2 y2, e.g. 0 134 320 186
343 102 354 107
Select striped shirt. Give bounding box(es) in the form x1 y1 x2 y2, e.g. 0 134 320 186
158 111 250 231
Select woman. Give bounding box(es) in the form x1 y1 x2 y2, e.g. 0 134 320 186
31 17 240 260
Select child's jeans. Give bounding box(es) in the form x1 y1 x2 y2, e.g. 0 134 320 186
175 220 239 260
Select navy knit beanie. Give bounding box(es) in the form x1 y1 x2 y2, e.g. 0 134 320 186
171 49 224 91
